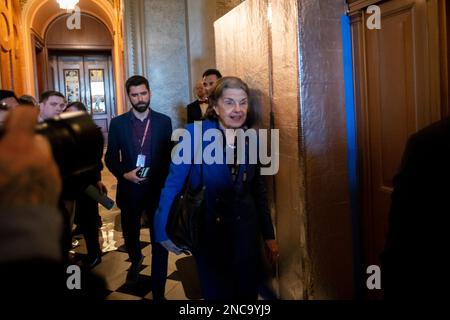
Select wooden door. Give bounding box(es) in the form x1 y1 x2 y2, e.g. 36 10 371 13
56 55 86 104
0 0 24 94
350 0 445 296
52 54 114 140
0 0 14 89
83 56 114 140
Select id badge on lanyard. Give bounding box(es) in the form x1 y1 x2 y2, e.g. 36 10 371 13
136 154 146 167
136 119 150 167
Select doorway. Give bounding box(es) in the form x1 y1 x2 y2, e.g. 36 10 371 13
49 52 115 140
349 0 448 298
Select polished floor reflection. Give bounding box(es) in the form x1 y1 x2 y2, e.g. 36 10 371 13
70 163 201 300
71 161 273 300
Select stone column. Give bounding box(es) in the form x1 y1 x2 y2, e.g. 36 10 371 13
123 0 148 79
123 0 190 128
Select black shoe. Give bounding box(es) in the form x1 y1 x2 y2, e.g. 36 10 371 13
126 256 144 284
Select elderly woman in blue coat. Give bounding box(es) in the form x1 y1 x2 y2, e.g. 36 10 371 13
154 76 279 300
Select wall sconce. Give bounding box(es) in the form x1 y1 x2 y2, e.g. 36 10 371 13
56 0 79 10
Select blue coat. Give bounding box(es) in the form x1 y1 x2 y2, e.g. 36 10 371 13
154 119 275 244
154 119 276 299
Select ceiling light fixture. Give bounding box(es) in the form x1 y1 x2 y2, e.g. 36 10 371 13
56 0 79 10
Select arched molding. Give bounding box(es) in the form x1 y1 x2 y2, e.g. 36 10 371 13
20 0 125 114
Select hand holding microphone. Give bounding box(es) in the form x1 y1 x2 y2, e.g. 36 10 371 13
85 183 114 210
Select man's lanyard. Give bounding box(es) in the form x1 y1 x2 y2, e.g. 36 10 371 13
139 118 150 154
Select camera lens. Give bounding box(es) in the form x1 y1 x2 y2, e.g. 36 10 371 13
35 111 104 178
0 110 103 178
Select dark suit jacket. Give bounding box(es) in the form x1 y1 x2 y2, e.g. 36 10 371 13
187 100 202 124
105 109 172 212
382 117 450 298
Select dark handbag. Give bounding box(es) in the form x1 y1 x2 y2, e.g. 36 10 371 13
166 164 205 253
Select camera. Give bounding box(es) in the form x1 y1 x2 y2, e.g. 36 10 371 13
0 110 104 179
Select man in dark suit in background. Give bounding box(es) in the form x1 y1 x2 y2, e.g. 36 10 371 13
105 75 172 300
382 117 450 299
187 68 222 123
186 80 207 124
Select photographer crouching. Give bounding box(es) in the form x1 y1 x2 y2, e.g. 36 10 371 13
63 101 107 269
37 91 107 266
0 100 107 300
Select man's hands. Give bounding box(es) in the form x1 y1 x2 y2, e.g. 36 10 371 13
123 167 147 184
96 181 108 195
0 106 61 207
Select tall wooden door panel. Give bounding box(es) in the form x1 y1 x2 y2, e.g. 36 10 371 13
52 54 114 141
83 56 113 141
0 0 24 93
0 0 13 89
351 0 443 288
57 56 86 104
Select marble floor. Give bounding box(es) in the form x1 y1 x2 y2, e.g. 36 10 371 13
71 162 201 300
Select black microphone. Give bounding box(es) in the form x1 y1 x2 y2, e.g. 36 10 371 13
84 184 115 210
